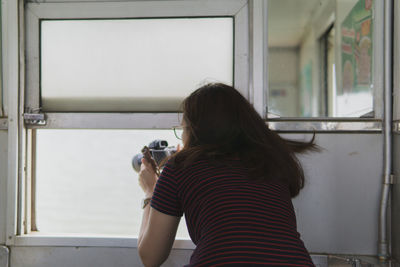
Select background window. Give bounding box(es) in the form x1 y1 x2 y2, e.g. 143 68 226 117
41 18 233 112
35 129 189 239
268 0 374 118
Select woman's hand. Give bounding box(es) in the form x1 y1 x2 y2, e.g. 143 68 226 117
139 158 158 198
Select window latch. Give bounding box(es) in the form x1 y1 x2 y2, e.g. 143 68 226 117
394 121 400 133
23 113 46 126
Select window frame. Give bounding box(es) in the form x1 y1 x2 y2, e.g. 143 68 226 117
394 0 400 124
25 0 250 128
7 0 251 249
7 0 388 251
265 0 385 124
0 0 3 118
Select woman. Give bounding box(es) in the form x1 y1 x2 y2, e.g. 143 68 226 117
137 83 317 266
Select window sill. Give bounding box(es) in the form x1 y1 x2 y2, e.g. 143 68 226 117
11 233 195 249
266 118 382 133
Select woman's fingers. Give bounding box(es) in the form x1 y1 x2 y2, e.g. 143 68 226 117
140 158 154 173
139 157 158 193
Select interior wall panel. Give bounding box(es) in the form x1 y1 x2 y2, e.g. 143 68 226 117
10 247 192 267
286 133 382 255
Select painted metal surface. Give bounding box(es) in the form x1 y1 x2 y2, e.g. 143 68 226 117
25 113 384 132
9 248 395 267
268 119 382 132
249 0 267 118
289 133 383 255
0 246 9 267
394 121 400 134
12 235 195 249
394 0 400 122
9 247 192 267
25 0 249 112
27 113 182 129
7 248 329 267
0 119 6 130
393 134 400 262
3 0 19 246
0 131 8 245
393 0 400 262
378 0 394 260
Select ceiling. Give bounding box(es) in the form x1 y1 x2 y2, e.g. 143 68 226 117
268 0 323 47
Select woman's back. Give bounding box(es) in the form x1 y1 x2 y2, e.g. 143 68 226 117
151 158 314 266
138 83 317 267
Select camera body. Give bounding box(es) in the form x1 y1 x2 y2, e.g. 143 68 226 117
132 140 177 172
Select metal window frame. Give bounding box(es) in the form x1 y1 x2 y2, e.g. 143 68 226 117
8 0 250 248
25 0 249 129
4 0 21 246
394 0 400 122
9 0 389 251
265 0 385 122
0 1 3 118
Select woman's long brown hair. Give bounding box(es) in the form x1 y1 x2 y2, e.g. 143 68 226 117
170 83 318 198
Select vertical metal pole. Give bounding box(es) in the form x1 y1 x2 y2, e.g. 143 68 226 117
378 0 393 261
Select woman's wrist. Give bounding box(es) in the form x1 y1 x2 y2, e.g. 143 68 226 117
144 192 153 199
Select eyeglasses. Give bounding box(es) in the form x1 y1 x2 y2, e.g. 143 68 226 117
173 126 184 140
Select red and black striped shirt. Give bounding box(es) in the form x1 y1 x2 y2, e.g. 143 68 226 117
151 158 314 266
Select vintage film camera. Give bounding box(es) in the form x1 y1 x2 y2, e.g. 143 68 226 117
132 140 177 173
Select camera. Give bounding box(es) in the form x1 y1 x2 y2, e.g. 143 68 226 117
132 140 177 172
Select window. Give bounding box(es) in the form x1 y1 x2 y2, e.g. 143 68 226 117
41 18 233 112
267 0 380 119
35 129 189 238
15 0 249 247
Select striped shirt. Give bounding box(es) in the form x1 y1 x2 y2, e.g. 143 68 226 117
151 158 314 266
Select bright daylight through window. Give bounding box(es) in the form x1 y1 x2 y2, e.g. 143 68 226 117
35 129 189 238
40 18 233 112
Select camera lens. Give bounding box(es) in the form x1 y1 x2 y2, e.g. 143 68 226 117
160 140 168 148
132 153 143 172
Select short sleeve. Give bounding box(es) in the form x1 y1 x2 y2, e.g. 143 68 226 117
150 163 183 217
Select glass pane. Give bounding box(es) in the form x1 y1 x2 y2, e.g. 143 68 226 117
36 129 189 238
41 18 233 112
268 0 375 118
